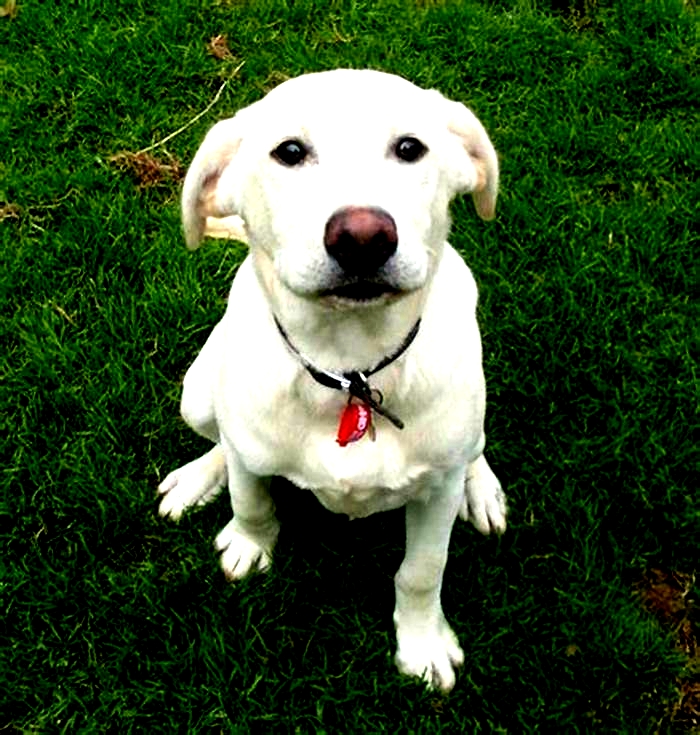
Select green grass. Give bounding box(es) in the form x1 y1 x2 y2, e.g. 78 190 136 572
1 0 698 731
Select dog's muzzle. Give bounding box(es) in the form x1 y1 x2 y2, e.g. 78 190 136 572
323 207 399 300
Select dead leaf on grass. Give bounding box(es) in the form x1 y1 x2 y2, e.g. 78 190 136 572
0 202 22 220
673 679 700 730
109 151 184 188
635 568 695 628
208 34 234 60
634 568 699 731
0 0 18 19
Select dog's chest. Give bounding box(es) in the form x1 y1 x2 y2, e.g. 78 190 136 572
221 396 432 518
309 480 431 519
283 433 434 518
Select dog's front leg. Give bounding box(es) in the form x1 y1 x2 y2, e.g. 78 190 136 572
393 467 465 692
215 442 280 581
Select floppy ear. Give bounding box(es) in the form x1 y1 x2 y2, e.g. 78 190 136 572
202 214 248 243
445 101 499 221
181 117 244 249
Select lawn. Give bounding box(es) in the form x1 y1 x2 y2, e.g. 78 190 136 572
1 0 698 731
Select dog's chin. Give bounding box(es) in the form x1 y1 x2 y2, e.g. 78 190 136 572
317 281 407 308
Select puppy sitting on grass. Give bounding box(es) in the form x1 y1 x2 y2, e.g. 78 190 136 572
158 69 507 692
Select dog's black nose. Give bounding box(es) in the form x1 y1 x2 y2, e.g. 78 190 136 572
324 207 398 276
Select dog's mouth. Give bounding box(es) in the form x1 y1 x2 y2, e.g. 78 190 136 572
319 281 402 303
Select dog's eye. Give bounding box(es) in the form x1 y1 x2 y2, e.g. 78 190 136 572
271 139 308 167
394 136 427 163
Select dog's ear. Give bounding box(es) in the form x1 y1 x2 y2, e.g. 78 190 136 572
444 101 499 221
202 214 248 243
181 117 244 250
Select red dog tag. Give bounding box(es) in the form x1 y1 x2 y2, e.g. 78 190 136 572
336 401 372 446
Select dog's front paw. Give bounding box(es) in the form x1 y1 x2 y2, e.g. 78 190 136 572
157 446 227 521
395 618 464 692
215 519 279 581
460 454 507 535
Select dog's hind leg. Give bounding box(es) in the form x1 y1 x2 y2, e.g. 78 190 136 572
158 445 227 520
158 321 228 520
459 453 507 535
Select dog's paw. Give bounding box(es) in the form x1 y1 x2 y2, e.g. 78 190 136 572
215 519 279 581
157 446 227 521
395 618 464 692
460 455 507 535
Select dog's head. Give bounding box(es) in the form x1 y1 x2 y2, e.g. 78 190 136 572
182 69 498 309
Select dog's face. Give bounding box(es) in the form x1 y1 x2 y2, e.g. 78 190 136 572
182 70 498 309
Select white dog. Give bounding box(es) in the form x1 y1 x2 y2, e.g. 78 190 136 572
158 69 507 692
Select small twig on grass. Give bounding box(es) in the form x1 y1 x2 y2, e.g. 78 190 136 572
136 60 245 155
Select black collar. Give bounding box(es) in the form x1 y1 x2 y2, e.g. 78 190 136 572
273 316 421 430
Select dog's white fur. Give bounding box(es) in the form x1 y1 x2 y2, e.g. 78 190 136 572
158 69 507 692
